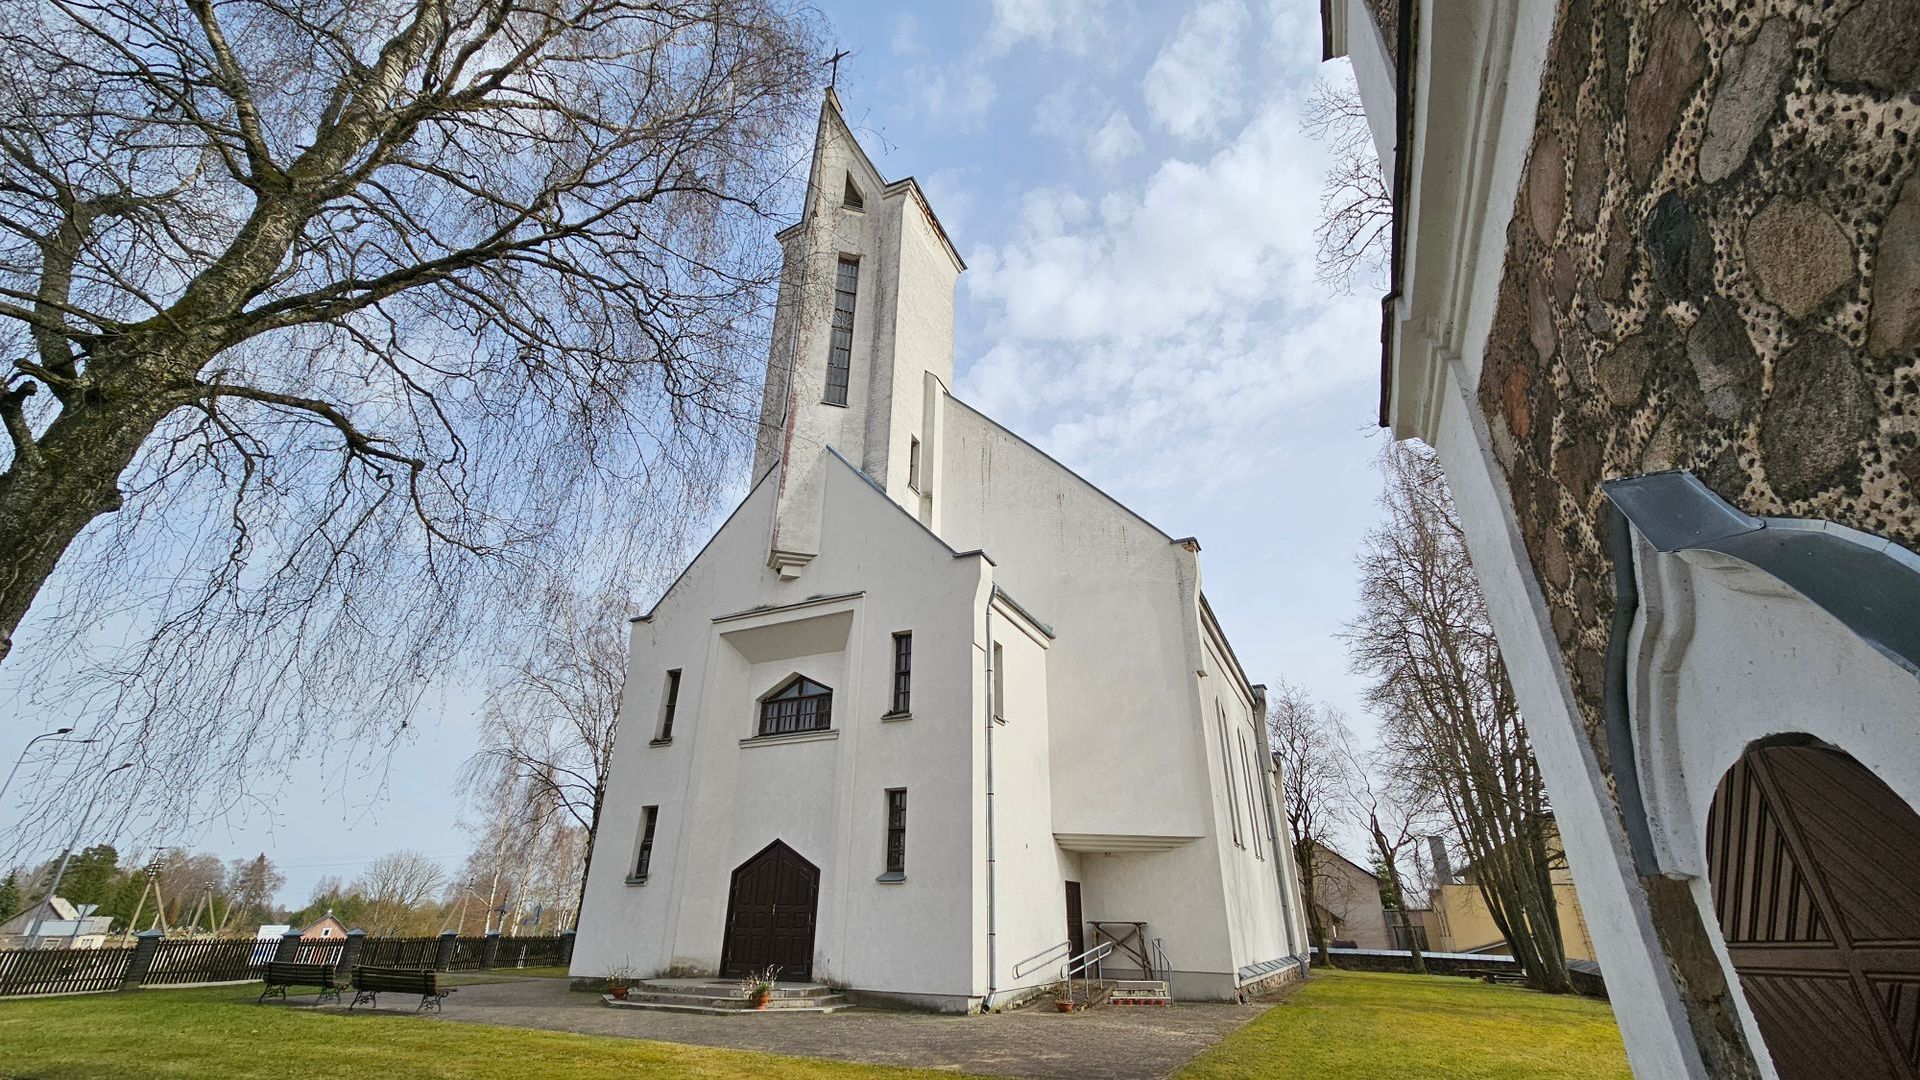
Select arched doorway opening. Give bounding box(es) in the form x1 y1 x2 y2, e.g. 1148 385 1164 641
719 840 819 981
1706 741 1920 1079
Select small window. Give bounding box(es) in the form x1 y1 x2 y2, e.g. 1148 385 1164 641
825 257 858 406
843 173 865 210
991 642 1006 722
890 632 912 714
759 675 833 736
657 669 682 742
884 789 907 875
635 805 659 879
908 437 922 493
1218 702 1242 848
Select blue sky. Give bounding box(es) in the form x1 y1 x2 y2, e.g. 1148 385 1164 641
2 0 1385 906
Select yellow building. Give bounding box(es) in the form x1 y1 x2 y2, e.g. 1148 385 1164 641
1426 826 1596 961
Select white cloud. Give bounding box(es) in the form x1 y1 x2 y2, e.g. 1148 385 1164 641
1143 0 1249 141
890 14 923 56
910 66 997 129
958 93 1377 497
987 0 1115 55
1032 89 1144 171
1087 109 1143 167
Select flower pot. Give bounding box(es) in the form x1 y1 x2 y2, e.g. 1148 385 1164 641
1054 1000 1074 1012
610 985 630 1001
753 992 771 1009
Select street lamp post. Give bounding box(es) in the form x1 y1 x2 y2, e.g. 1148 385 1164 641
24 762 134 949
0 728 94 808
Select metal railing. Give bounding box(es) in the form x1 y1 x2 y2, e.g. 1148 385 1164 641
1059 940 1114 1007
1012 939 1071 979
1152 937 1170 982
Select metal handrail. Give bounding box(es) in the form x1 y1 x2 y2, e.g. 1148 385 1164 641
1013 940 1072 978
1152 937 1170 982
1058 940 1114 1009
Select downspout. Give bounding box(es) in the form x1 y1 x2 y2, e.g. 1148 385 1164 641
982 603 999 1010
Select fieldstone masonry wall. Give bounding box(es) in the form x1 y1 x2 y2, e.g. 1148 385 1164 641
1473 0 1920 1072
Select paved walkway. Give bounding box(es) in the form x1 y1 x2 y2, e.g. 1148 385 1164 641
413 978 1274 1079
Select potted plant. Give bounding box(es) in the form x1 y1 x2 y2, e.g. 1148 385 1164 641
606 960 637 1001
1054 983 1075 1012
739 965 780 1008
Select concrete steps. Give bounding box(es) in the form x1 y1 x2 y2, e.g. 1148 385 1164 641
1106 979 1172 1007
602 978 852 1015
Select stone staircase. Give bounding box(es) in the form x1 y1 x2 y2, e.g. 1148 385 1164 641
602 978 851 1015
1106 979 1173 1007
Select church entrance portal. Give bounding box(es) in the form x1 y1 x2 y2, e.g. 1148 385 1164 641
720 840 819 980
1705 743 1920 1080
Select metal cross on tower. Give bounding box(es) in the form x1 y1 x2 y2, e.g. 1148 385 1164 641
825 49 850 89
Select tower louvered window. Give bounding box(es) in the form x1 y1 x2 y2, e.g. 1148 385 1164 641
825 257 858 406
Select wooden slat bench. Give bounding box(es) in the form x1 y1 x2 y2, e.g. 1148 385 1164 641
259 961 341 1005
1461 967 1529 986
348 966 448 1013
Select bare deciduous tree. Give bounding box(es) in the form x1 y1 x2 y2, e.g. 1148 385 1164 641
463 576 631 928
1342 749 1428 974
1345 442 1570 992
352 849 448 936
1301 75 1391 293
0 0 823 829
1268 679 1356 967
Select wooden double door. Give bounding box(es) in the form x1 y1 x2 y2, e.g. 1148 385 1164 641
1707 744 1920 1079
720 840 819 980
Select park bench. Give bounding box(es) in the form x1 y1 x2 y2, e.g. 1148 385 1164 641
348 966 449 1013
259 961 341 1005
1461 967 1529 986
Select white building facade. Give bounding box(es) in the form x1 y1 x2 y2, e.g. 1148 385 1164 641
571 91 1309 1011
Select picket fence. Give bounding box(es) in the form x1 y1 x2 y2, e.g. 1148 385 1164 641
0 930 574 999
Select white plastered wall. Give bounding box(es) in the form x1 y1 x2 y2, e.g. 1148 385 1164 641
574 458 991 1002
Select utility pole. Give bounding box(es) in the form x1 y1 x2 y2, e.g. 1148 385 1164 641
24 762 133 948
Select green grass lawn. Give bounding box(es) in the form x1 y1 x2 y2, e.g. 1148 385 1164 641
0 985 982 1080
0 968 1631 1080
1178 969 1632 1080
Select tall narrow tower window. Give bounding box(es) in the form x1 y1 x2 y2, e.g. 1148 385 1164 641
825 256 859 406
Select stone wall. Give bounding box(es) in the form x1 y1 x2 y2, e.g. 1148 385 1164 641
1473 0 1919 1070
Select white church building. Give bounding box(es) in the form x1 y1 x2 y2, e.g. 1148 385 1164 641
572 91 1309 1011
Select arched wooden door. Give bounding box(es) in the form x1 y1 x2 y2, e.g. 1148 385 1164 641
720 840 819 980
1706 744 1920 1080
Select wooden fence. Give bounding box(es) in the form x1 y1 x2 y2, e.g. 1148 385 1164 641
0 931 574 998
0 945 135 997
143 938 267 985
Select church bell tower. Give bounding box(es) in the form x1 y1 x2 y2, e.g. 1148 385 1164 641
753 89 965 578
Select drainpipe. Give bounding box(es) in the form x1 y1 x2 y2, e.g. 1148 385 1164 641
982 603 999 1010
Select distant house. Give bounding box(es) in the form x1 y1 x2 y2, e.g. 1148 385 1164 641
0 897 114 949
298 913 347 940
1426 825 1596 961
1308 842 1391 951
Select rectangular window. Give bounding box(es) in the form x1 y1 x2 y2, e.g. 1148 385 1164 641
890 632 912 714
991 642 1006 722
908 437 922 493
1240 729 1264 860
825 257 858 406
1218 703 1242 848
656 669 681 742
884 789 907 874
635 805 659 880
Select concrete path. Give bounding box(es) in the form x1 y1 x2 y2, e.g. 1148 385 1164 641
412 977 1274 1079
